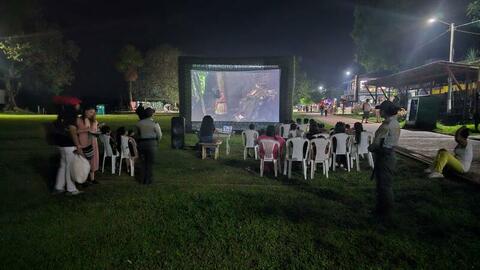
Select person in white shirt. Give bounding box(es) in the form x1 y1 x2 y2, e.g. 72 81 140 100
361 99 372 124
368 101 401 218
425 127 473 178
136 108 162 185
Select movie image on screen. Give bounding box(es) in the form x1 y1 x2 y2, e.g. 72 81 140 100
190 69 280 122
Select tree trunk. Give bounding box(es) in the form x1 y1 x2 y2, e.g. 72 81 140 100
5 78 18 110
128 81 133 105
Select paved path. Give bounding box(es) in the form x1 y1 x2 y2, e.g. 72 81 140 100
303 113 480 175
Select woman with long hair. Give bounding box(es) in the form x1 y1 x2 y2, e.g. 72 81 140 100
353 122 363 145
76 106 100 184
199 115 215 143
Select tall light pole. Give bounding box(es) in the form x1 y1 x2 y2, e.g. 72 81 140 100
428 17 480 113
448 22 455 113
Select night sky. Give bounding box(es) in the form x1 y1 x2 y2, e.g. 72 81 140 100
39 0 479 102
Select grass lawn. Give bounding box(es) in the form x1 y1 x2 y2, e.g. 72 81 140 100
1 114 480 269
434 122 480 136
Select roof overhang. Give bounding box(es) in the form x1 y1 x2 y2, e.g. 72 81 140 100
365 61 479 88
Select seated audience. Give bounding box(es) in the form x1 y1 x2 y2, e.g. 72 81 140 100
317 123 328 134
333 121 346 134
306 122 321 140
345 124 354 135
100 125 118 155
425 126 473 178
353 122 363 145
288 123 305 138
258 125 285 159
331 121 348 169
197 115 216 156
127 129 139 161
116 127 127 155
198 115 216 144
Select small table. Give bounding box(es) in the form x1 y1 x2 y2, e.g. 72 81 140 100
199 140 223 160
214 133 231 155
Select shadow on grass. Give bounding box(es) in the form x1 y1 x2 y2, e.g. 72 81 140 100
29 153 59 191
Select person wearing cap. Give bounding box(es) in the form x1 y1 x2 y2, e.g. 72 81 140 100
368 100 401 218
136 107 162 185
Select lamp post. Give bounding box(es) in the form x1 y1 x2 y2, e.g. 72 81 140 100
428 17 480 113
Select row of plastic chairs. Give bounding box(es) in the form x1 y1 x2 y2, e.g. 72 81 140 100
243 131 374 180
98 134 134 176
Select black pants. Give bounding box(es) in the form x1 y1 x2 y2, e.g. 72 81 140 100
362 111 370 120
138 140 157 184
373 149 396 216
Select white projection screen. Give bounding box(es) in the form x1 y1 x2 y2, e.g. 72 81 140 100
190 69 281 122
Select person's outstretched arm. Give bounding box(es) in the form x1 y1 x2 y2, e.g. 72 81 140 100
154 123 162 141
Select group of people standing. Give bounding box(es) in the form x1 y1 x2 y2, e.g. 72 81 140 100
51 100 163 195
52 100 100 196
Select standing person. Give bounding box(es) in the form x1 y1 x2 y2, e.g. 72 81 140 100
374 97 384 123
368 101 401 219
53 106 84 195
425 126 473 178
136 108 162 185
361 99 372 123
76 106 100 184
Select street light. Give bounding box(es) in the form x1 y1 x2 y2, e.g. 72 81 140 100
345 70 351 76
318 86 324 91
427 16 480 112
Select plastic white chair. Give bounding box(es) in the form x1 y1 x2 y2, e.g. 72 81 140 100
118 135 134 176
99 134 118 174
283 137 310 180
309 137 331 179
242 130 259 160
280 124 291 139
350 131 374 171
331 133 352 172
259 139 281 177
312 133 329 139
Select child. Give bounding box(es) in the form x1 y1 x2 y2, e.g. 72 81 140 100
244 123 258 158
127 129 139 162
116 127 133 173
353 122 363 145
100 125 118 155
345 124 354 135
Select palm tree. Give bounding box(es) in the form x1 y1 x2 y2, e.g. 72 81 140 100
465 48 480 64
115 45 144 107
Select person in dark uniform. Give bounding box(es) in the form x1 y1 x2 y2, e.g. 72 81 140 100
368 100 401 219
136 108 162 185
